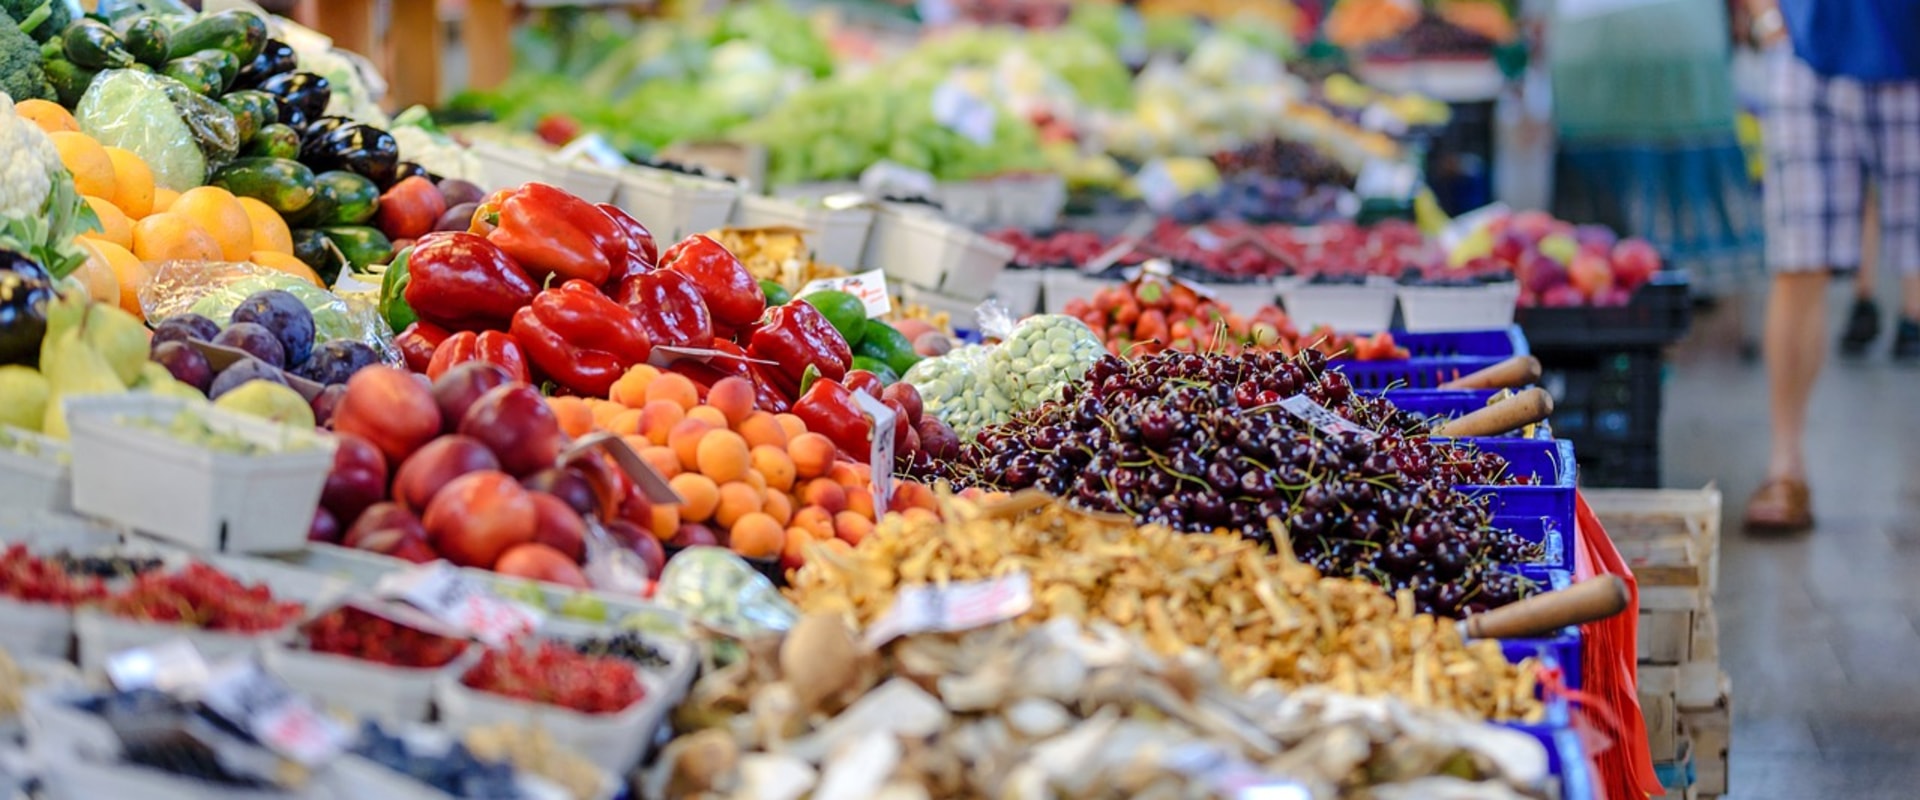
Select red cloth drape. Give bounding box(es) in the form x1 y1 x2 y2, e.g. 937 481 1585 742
1574 492 1663 799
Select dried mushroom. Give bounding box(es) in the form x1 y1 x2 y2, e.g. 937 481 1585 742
786 494 1542 722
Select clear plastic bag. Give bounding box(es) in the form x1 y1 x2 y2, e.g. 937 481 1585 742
903 343 999 438
138 260 399 364
987 314 1104 409
653 547 798 639
76 69 240 191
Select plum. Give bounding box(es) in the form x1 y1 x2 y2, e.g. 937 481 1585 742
231 290 317 368
150 341 213 393
150 314 221 346
300 340 381 385
209 357 287 399
213 322 286 368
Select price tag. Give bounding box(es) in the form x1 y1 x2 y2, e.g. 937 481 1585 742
1279 394 1378 440
799 269 893 317
1134 159 1181 213
931 78 997 146
852 392 896 516
863 573 1033 648
557 133 629 172
199 659 350 766
375 561 542 646
1356 159 1421 200
565 430 682 505
104 638 210 693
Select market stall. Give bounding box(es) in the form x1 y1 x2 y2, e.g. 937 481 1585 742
0 1 1723 798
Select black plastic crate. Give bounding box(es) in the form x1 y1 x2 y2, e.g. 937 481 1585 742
1571 441 1662 488
1536 350 1665 444
1515 271 1694 349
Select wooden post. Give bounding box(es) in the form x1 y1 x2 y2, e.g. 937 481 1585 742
388 0 444 108
312 0 377 65
467 0 513 92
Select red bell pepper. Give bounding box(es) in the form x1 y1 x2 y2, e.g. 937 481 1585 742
427 330 531 383
395 321 449 373
659 234 765 329
660 338 756 397
746 359 793 413
844 370 884 399
599 204 657 279
747 301 850 386
610 269 711 351
476 183 628 287
403 232 537 332
509 280 653 397
793 375 872 458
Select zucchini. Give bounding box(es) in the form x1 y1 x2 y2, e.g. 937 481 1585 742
285 174 340 228
43 59 97 108
162 53 226 96
243 124 302 160
119 17 171 66
320 226 394 271
290 229 350 287
315 171 380 226
209 157 317 216
167 9 268 63
219 90 277 140
62 19 136 70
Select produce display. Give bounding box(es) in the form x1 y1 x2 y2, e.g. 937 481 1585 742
98 561 303 632
460 639 646 714
1448 210 1665 307
1054 271 1412 359
902 313 1104 439
298 603 470 668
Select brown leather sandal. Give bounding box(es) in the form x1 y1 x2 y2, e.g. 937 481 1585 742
1744 478 1813 531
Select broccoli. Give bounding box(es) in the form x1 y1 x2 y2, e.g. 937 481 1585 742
0 8 53 102
0 0 73 44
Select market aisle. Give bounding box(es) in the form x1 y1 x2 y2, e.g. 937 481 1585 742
1665 296 1920 798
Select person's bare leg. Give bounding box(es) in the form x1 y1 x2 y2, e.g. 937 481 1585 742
1766 271 1830 481
1904 274 1920 319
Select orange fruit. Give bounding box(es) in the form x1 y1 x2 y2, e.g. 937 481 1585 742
248 251 323 286
669 473 719 522
69 238 122 310
694 430 751 483
750 445 796 492
833 511 874 546
638 446 682 479
713 482 763 530
152 187 180 213
77 238 149 317
728 513 785 559
49 132 115 199
791 507 835 541
610 364 659 406
737 411 789 450
104 147 155 218
235 197 294 255
16 99 78 133
169 187 253 261
787 433 836 480
667 419 713 471
131 212 220 263
83 196 132 249
639 400 685 446
644 372 700 411
706 377 755 427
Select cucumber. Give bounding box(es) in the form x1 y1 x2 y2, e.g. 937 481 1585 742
315 171 380 226
320 226 393 271
62 19 136 70
219 90 276 141
167 9 268 62
43 59 97 108
162 53 227 95
243 123 302 160
119 17 171 66
209 157 317 216
290 229 350 286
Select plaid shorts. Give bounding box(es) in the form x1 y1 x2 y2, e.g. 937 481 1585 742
1764 52 1920 274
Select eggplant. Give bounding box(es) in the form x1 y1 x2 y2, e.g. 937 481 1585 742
277 104 308 130
257 71 330 121
234 39 296 89
298 116 354 157
0 253 55 369
389 161 431 189
303 123 400 187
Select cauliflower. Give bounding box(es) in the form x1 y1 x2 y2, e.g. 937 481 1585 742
0 91 94 278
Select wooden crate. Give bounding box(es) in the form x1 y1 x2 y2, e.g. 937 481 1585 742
1682 689 1731 798
1652 737 1698 800
1640 688 1683 762
1640 664 1728 712
1639 606 1720 665
1585 486 1723 594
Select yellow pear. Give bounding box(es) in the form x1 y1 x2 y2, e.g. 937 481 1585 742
145 374 214 404
0 366 50 433
39 328 127 440
213 380 315 430
81 303 150 386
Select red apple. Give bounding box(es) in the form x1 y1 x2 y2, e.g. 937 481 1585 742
1611 238 1660 290
393 435 501 510
1568 252 1615 299
460 384 566 478
310 384 348 429
309 507 340 544
521 467 597 517
320 433 388 526
345 502 432 556
430 362 513 434
1520 253 1569 296
334 366 442 464
423 471 537 568
493 543 589 588
528 493 587 563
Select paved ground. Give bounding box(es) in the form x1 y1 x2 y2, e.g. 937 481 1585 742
1661 286 1920 799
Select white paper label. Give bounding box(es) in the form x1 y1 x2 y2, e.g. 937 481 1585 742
557 133 629 171
1356 159 1420 199
863 573 1033 647
852 392 897 515
104 638 210 693
799 269 893 317
1279 394 1378 440
200 659 350 766
931 78 997 146
376 562 542 646
859 161 938 200
1135 159 1182 212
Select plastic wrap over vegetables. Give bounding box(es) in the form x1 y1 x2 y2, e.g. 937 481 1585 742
905 311 1103 439
138 260 398 363
654 547 799 639
76 70 240 191
903 343 998 439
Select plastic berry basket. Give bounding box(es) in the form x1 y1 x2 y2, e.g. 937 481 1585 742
1327 356 1506 390
0 427 73 514
433 662 674 775
1378 389 1554 440
1388 326 1530 358
262 641 475 725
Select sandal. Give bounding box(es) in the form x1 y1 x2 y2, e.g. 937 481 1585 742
1744 478 1813 531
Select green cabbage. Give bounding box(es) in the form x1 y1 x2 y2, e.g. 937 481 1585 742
75 70 237 191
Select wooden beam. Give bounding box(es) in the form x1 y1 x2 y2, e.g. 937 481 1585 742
467 0 514 92
311 0 377 65
388 0 444 108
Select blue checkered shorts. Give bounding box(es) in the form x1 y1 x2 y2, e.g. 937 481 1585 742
1765 52 1920 274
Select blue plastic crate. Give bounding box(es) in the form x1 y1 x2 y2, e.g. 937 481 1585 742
1378 389 1555 440
1498 568 1583 690
1556 729 1598 800
1329 356 1507 390
1499 680 1575 777
1491 514 1571 572
1389 326 1530 359
1450 438 1579 537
